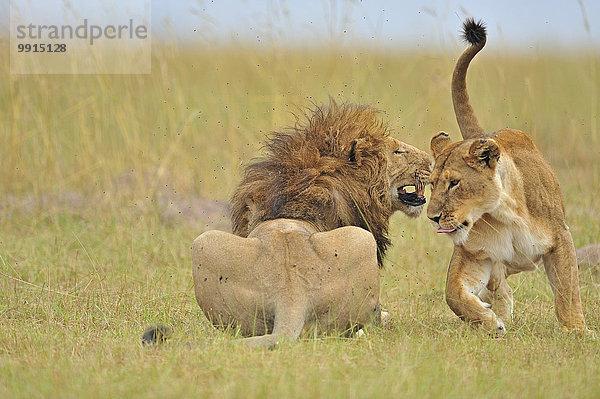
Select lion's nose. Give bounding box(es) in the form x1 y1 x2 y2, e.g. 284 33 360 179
428 214 441 224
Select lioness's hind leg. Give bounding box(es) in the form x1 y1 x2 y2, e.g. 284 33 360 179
489 276 513 323
543 229 587 332
481 266 513 323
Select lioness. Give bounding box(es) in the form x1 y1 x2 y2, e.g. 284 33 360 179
192 102 432 348
426 19 587 335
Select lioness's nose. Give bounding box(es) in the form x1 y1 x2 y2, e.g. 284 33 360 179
428 214 441 223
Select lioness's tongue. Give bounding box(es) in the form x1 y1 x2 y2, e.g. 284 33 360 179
436 228 456 234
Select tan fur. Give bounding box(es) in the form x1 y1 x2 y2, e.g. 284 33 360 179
452 36 486 139
193 220 380 348
427 26 587 335
193 102 433 348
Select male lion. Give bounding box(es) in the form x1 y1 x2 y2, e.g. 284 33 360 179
191 101 432 348
427 19 588 335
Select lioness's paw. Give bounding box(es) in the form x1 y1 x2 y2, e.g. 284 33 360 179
481 316 506 338
380 311 391 326
585 330 597 340
489 319 506 338
578 329 598 340
560 326 597 339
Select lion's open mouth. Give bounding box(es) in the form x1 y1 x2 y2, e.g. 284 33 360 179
398 181 426 207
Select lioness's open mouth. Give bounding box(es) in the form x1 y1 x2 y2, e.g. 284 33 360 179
398 182 426 207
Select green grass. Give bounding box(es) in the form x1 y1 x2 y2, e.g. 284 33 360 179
1 39 600 398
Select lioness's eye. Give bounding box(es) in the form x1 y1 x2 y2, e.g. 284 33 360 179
394 150 404 155
448 180 460 189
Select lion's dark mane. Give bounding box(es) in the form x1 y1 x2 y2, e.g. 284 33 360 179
230 102 394 265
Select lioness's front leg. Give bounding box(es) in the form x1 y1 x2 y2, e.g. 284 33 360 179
446 246 506 335
543 229 587 332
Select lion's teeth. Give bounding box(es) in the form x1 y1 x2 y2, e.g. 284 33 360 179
416 182 424 196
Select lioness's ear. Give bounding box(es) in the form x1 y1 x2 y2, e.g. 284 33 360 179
430 132 452 158
349 138 368 166
467 139 500 170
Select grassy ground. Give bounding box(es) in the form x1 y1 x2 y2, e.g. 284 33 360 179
1 39 600 398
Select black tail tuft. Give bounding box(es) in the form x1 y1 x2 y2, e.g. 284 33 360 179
142 324 172 345
461 18 486 45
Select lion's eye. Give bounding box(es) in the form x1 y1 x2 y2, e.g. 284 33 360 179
394 150 404 155
448 180 460 190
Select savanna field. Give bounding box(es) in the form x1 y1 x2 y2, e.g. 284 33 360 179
1 38 600 398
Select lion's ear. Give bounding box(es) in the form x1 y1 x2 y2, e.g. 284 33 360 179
430 132 452 158
349 138 368 166
467 139 500 170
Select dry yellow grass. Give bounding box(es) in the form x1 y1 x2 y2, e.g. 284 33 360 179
1 38 599 398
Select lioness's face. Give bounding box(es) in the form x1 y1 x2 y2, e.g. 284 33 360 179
386 137 433 218
427 133 501 245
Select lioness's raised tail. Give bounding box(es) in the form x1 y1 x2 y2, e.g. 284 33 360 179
452 18 487 139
